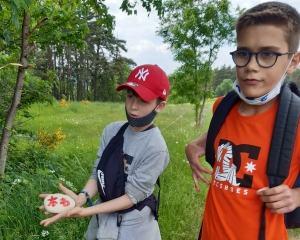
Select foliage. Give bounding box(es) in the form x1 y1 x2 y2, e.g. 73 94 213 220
37 126 66 150
0 54 18 128
157 0 239 125
59 99 70 107
287 66 300 86
81 100 90 104
120 0 164 16
212 64 236 90
1 141 89 239
0 53 53 132
215 78 233 97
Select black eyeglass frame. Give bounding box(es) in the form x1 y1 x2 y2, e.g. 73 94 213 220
229 50 294 68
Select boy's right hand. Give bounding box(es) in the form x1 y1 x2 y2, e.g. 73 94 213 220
39 183 87 226
185 137 212 191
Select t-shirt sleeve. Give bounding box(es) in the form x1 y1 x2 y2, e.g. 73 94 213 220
125 149 169 204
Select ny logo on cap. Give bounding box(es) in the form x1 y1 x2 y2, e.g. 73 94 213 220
135 68 149 81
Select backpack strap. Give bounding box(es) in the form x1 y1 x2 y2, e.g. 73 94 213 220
205 90 240 167
267 81 300 186
259 81 300 234
116 122 129 136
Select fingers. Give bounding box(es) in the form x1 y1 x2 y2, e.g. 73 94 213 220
193 173 200 192
66 207 81 217
59 183 77 199
256 187 269 196
40 212 67 227
257 185 297 214
39 194 49 199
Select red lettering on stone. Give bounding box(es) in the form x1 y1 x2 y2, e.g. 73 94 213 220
60 197 70 207
47 196 58 207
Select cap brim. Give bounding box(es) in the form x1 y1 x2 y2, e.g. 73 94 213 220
116 83 159 102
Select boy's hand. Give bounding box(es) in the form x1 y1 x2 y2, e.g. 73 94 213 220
185 141 212 191
39 183 87 226
40 207 88 227
257 185 300 214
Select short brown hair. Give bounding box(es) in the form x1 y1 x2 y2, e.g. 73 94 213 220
236 1 300 52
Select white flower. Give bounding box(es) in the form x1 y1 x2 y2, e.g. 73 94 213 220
65 181 73 187
41 230 49 237
12 179 22 185
49 170 55 173
59 177 65 182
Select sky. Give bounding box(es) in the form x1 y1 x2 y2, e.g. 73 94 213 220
105 0 300 75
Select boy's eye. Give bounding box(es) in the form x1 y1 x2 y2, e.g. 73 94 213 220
236 51 248 58
260 51 275 58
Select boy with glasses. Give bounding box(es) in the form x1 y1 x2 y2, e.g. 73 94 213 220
185 2 300 240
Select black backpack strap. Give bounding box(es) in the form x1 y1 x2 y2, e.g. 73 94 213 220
199 91 239 239
116 122 129 136
127 177 161 221
205 91 240 167
156 177 161 220
96 122 129 226
258 81 300 236
267 81 300 187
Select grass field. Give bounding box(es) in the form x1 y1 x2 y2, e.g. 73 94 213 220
1 99 299 239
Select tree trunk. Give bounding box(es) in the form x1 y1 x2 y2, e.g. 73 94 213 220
0 11 31 176
75 49 82 101
197 81 208 126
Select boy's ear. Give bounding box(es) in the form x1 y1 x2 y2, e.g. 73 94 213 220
155 101 166 113
287 52 300 74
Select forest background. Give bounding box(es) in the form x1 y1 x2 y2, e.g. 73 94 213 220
1 0 300 239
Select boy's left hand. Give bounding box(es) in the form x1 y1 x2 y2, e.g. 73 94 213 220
257 185 300 214
40 207 87 227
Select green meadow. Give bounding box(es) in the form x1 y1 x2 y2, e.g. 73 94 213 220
1 100 299 239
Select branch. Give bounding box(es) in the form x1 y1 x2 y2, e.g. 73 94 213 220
28 17 48 37
0 63 23 70
27 42 36 55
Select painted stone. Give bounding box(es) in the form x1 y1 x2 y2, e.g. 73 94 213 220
44 193 75 213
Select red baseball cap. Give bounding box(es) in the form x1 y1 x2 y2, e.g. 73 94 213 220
116 64 170 102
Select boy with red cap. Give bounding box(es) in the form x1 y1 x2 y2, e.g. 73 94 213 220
40 64 170 240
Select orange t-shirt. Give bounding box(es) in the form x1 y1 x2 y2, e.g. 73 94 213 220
200 97 300 240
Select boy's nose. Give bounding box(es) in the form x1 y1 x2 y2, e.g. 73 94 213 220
245 54 260 71
130 98 139 110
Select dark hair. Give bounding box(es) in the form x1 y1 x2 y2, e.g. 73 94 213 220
236 1 300 52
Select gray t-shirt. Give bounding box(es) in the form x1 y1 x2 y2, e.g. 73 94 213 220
90 121 169 204
84 121 169 240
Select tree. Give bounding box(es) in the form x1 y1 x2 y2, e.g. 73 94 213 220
157 0 239 125
212 65 236 90
0 0 165 176
215 78 233 97
287 66 300 86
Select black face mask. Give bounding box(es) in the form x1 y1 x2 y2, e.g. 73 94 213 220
125 106 157 127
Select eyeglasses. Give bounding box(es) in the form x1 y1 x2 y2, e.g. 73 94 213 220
229 50 294 68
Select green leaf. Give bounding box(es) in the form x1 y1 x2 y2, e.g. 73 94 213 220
3 29 10 45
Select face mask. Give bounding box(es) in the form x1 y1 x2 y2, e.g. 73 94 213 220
125 106 157 127
233 54 294 105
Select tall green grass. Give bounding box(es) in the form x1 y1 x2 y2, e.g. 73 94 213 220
1 100 299 239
